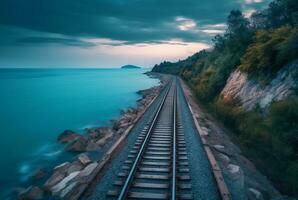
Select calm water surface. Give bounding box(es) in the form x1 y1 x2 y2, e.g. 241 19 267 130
0 68 159 197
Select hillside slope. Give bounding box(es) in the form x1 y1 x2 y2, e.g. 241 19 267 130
152 0 298 197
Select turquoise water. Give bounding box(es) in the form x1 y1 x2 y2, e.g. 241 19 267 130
0 68 159 197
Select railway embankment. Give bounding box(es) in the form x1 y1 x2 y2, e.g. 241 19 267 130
180 79 283 200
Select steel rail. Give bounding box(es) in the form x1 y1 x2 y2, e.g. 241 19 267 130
117 80 173 200
171 80 177 200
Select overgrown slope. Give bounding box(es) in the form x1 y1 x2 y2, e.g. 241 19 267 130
152 0 298 197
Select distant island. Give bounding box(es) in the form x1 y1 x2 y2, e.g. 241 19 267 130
121 65 141 69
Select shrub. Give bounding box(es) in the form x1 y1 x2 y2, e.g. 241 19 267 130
210 99 298 196
239 26 298 78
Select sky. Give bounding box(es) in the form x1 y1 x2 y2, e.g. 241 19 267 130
0 0 271 68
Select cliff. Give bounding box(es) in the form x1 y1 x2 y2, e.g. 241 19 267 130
221 60 298 111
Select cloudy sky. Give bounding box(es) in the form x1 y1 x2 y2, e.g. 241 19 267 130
0 0 271 68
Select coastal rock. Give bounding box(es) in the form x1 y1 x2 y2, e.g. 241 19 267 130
54 162 71 174
60 183 87 200
86 140 100 151
227 164 243 180
213 144 225 151
96 129 114 145
67 161 84 174
44 162 71 190
85 128 101 139
218 153 230 166
78 153 92 166
19 186 44 200
66 137 88 152
44 171 66 191
51 171 80 196
58 130 81 143
248 188 264 200
77 162 98 183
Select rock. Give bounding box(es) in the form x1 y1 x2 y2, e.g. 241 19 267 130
248 188 264 200
51 171 80 196
78 153 92 166
96 129 114 146
228 164 240 174
218 153 230 166
67 161 84 174
213 144 225 151
116 128 125 135
220 61 298 111
60 183 87 200
58 130 81 143
59 181 79 199
86 140 100 151
66 137 88 152
44 162 71 190
54 162 71 175
77 162 98 183
44 171 66 191
19 186 44 200
85 128 100 139
30 169 47 181
119 122 130 129
227 164 242 179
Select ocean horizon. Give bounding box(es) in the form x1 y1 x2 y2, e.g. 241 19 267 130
0 68 159 198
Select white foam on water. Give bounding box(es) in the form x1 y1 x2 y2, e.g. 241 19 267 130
44 150 62 157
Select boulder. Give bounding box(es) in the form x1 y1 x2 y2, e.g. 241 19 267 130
85 128 100 139
59 181 79 199
66 137 88 152
119 122 130 129
67 161 84 174
227 164 244 182
51 171 80 196
86 140 100 151
19 186 44 200
44 171 65 191
77 153 92 166
54 162 71 175
58 130 81 143
248 188 264 200
60 183 87 200
218 153 230 166
77 162 98 183
213 144 225 151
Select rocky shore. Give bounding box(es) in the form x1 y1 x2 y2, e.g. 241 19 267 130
15 73 165 200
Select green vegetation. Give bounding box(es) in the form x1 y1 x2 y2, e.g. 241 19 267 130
240 26 298 79
212 99 298 195
152 0 298 196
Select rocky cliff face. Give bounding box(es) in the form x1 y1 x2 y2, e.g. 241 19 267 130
221 60 298 111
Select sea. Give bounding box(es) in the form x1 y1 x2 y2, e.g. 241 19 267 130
0 68 159 198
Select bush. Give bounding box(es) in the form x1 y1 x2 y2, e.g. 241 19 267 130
210 99 298 196
239 26 298 78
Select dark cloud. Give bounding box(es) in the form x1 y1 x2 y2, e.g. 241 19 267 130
0 0 271 45
16 37 96 47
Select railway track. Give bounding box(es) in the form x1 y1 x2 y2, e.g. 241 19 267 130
107 79 193 199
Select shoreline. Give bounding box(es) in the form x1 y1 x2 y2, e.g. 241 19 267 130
13 72 166 200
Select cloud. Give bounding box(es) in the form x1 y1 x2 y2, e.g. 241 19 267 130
244 0 263 4
175 17 197 31
0 0 272 67
0 0 242 44
17 37 96 47
202 29 225 35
